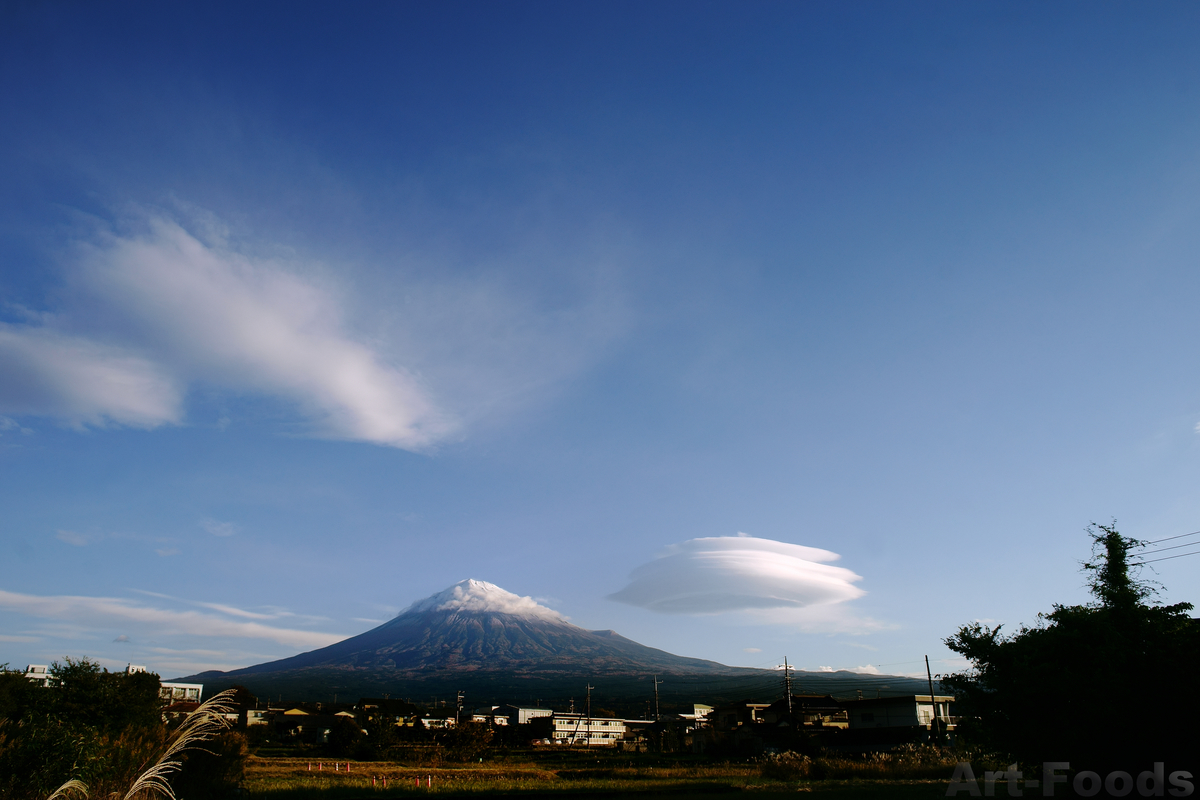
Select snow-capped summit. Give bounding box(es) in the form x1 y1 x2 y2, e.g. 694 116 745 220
403 579 565 621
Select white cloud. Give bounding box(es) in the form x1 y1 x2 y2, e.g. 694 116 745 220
56 530 89 547
739 603 894 634
609 534 866 614
0 325 180 428
0 207 630 448
0 416 33 435
743 647 762 653
0 633 41 643
0 588 341 649
406 579 567 621
853 664 882 675
0 215 455 449
817 665 835 672
201 518 237 537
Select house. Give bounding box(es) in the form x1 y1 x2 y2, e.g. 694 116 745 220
761 695 849 728
712 701 773 731
162 701 201 722
246 708 273 726
841 694 956 747
844 694 955 730
471 706 509 725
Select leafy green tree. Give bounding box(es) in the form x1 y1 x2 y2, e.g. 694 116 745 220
944 523 1200 772
0 657 241 800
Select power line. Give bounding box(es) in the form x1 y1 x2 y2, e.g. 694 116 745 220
1131 548 1200 565
1141 529 1200 545
1131 540 1200 558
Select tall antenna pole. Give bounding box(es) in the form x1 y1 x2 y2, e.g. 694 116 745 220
779 657 793 713
653 675 662 722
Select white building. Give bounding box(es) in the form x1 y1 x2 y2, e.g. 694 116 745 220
549 713 627 746
24 665 51 687
160 682 203 703
498 705 553 726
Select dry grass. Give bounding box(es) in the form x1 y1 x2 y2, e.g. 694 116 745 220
40 689 237 800
241 753 958 798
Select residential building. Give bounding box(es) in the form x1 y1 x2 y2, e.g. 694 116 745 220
247 709 273 726
844 694 955 730
547 713 627 746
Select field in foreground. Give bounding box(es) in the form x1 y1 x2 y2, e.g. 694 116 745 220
244 756 952 799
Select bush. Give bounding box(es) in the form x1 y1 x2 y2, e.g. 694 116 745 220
172 730 250 800
760 751 813 780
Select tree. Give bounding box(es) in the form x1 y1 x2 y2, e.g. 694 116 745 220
944 523 1200 773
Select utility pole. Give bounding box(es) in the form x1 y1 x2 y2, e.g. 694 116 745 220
925 655 941 744
779 657 793 713
585 684 594 749
652 675 663 722
456 691 464 726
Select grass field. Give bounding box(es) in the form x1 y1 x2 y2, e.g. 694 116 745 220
243 756 954 799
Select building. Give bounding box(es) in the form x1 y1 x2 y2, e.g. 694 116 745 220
24 665 51 687
762 695 849 728
160 682 203 703
471 706 509 725
547 713 627 746
497 705 553 726
247 708 273 726
713 701 774 730
841 694 956 747
844 694 955 730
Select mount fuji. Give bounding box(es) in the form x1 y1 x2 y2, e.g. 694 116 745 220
180 580 923 702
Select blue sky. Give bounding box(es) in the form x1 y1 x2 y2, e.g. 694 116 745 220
3 1 1200 683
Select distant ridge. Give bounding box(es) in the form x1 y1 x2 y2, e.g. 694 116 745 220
181 580 927 702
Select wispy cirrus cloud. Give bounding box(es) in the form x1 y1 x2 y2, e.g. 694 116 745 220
0 208 629 449
56 530 89 547
200 518 237 537
0 588 340 649
0 326 180 429
0 213 454 449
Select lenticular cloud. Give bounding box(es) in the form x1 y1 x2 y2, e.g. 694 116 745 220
608 534 865 614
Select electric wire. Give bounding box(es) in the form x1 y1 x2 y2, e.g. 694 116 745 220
1130 548 1200 565
1140 529 1200 545
1128 540 1200 558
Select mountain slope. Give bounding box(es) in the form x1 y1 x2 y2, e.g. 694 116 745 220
181 580 928 702
194 580 733 677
